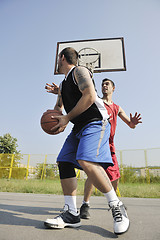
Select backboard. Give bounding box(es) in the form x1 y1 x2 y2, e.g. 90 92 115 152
54 37 126 74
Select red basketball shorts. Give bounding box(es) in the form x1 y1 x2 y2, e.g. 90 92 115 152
105 153 121 182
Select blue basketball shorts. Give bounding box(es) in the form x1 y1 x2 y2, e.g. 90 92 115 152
57 120 113 170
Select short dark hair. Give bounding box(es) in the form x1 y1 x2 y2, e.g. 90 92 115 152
102 78 115 88
60 47 78 65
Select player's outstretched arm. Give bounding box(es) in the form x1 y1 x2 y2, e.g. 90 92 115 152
118 107 142 129
45 82 59 94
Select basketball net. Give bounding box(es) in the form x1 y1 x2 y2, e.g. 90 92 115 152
78 47 100 74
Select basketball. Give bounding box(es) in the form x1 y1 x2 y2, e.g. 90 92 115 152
40 109 63 135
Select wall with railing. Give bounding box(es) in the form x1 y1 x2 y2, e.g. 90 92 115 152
0 148 160 182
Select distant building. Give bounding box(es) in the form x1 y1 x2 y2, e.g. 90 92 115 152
140 168 160 177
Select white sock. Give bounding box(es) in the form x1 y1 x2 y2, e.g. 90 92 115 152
82 200 90 205
64 195 78 215
103 188 119 206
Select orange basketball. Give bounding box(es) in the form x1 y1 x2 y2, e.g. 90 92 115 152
40 109 63 135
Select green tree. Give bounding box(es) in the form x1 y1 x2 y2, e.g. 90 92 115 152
0 133 25 179
0 133 20 154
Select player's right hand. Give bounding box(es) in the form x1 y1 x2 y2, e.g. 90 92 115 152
50 115 68 135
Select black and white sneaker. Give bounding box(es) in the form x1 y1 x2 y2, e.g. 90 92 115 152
44 209 81 229
80 203 90 219
109 201 130 235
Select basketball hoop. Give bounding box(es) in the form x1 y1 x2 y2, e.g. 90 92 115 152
78 47 100 73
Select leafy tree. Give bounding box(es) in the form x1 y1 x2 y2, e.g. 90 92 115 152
0 133 25 179
0 133 20 154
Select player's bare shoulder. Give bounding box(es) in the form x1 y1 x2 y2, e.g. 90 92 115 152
74 66 92 91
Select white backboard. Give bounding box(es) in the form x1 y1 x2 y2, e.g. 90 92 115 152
54 37 126 74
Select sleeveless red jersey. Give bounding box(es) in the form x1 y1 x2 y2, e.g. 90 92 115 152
104 102 119 153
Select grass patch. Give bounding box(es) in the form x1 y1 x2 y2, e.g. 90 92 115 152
0 179 159 198
118 182 160 198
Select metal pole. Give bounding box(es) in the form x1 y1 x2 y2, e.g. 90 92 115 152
8 154 14 180
144 149 150 184
120 150 124 183
26 154 30 180
41 154 47 180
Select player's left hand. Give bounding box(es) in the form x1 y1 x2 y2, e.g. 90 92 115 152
45 82 59 94
130 112 142 127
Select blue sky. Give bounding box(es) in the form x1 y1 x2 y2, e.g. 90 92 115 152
0 0 160 156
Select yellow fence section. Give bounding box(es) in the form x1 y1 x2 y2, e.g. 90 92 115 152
0 148 160 182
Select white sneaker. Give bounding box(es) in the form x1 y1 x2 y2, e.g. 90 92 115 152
44 209 81 229
109 201 130 234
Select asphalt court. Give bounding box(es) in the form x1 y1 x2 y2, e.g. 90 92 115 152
0 192 159 240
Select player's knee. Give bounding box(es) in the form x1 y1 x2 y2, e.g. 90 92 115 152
58 162 76 179
78 160 90 170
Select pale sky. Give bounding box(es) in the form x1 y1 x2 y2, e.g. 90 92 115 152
0 0 160 161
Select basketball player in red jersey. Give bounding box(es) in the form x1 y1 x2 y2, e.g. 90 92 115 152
79 78 142 219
